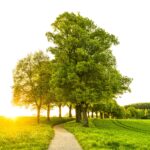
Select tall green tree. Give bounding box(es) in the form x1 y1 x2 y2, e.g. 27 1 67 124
13 51 51 123
46 12 132 126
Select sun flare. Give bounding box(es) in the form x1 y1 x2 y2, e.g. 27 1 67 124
1 105 34 119
4 111 18 119
1 104 71 118
3 107 23 118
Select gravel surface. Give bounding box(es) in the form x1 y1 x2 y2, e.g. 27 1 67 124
48 124 82 150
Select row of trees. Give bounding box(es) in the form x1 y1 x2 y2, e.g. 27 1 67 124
88 100 124 119
90 102 150 119
13 12 132 126
125 102 150 110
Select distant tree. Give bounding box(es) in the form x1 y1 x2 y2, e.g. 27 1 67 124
136 109 145 119
126 106 138 118
92 100 125 119
117 106 126 119
125 102 150 119
46 12 132 126
13 51 51 123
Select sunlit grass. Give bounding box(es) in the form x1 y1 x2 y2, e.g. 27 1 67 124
64 119 150 150
0 116 73 150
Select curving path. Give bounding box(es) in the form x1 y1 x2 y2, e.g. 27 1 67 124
48 124 82 150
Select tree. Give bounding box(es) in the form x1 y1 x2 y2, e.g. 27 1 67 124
126 106 138 118
13 51 51 123
46 12 132 126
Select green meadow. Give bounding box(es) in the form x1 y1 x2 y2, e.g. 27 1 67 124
64 119 150 150
1 116 150 150
0 116 72 150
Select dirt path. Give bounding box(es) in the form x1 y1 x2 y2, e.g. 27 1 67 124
48 124 82 150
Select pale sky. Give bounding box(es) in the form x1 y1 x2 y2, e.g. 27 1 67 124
0 0 150 116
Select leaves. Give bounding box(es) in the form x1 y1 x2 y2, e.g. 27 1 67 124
12 51 52 107
46 12 132 105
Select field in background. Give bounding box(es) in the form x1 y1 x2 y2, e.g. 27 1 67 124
64 119 150 150
0 116 72 150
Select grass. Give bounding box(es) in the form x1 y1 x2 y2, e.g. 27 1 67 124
1 116 150 150
0 116 73 150
64 119 150 150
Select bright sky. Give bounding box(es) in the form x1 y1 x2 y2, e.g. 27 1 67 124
0 0 150 116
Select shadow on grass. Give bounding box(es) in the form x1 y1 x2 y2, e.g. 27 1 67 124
106 141 136 149
106 141 120 149
41 117 75 126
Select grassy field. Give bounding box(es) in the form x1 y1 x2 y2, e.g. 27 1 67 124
0 116 72 150
64 119 150 150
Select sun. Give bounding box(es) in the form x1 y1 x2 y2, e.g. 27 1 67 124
4 109 20 119
3 107 22 119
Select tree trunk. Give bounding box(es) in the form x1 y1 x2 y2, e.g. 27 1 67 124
69 104 72 118
47 104 50 121
58 104 62 118
109 113 112 119
102 112 105 119
87 111 90 118
37 106 41 123
82 103 89 127
95 111 98 118
76 104 82 122
91 108 94 118
100 112 102 119
103 112 105 119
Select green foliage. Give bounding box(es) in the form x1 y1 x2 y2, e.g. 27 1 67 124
46 12 132 107
13 51 51 107
64 119 150 150
125 102 150 109
90 100 125 119
124 103 150 119
126 106 138 118
125 106 147 119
